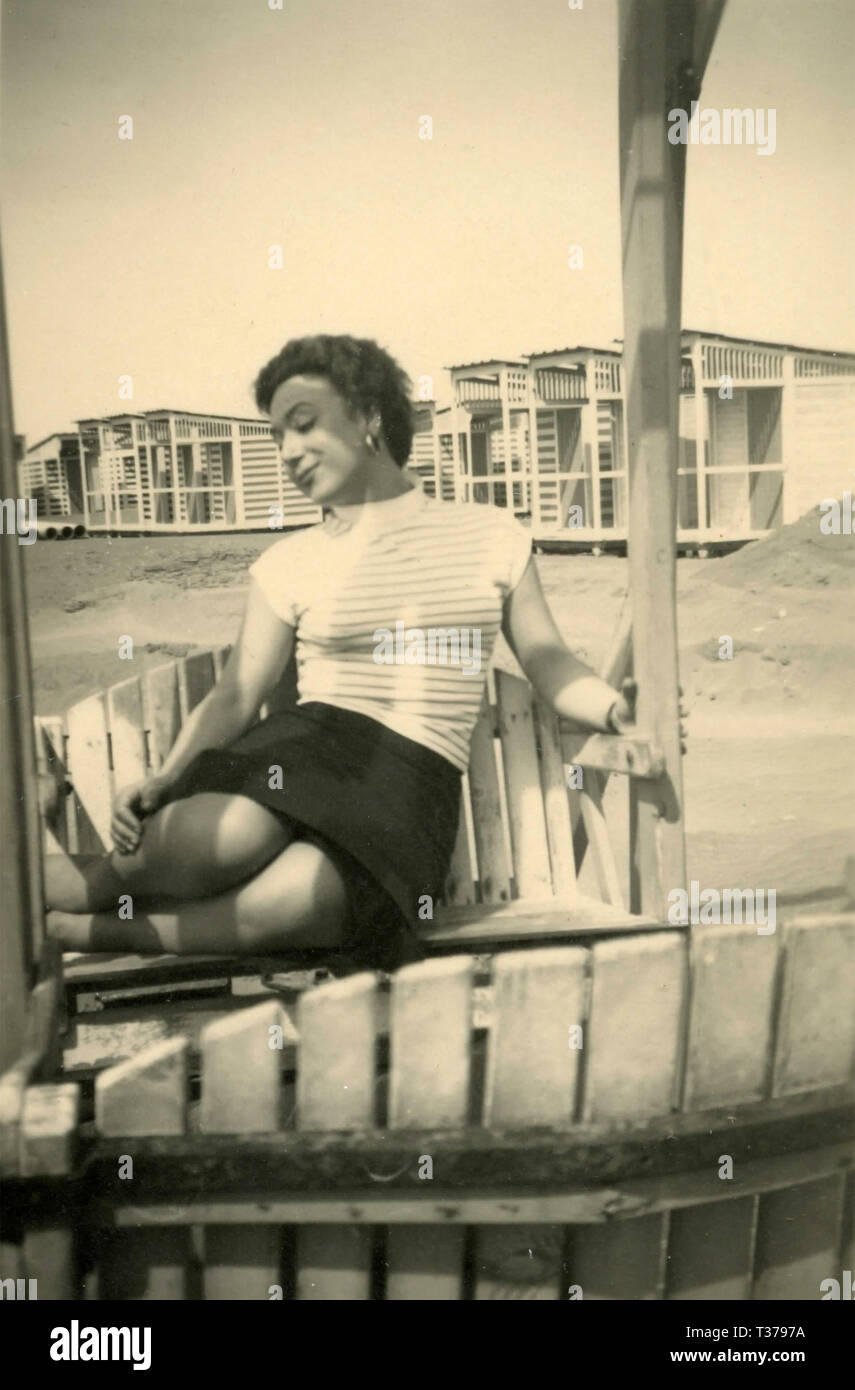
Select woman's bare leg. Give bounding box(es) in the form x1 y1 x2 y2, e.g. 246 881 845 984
47 839 348 955
44 793 293 912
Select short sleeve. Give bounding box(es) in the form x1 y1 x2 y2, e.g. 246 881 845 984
499 512 533 594
248 539 299 626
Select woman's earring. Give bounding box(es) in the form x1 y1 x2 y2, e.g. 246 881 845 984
365 432 379 453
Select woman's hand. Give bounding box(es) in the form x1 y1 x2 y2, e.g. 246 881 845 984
111 776 170 855
606 678 637 731
607 679 689 753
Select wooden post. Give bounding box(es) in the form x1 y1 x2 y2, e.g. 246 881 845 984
0 240 43 1070
619 0 725 917
450 395 463 504
580 363 600 534
230 420 245 526
691 339 709 533
167 415 182 528
780 351 797 525
528 394 540 529
500 371 512 512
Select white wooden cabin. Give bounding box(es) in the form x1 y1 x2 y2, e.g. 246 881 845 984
433 334 855 550
77 410 322 535
19 433 85 529
443 359 533 516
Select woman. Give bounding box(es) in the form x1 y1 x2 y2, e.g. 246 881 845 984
46 335 636 970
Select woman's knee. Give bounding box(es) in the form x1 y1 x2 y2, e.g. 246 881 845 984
234 840 348 951
128 794 292 899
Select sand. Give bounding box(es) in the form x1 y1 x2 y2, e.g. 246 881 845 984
20 505 855 908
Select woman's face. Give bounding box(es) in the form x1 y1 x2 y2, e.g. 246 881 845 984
268 374 372 505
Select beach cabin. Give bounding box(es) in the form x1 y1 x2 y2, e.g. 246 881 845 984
675 331 855 544
408 400 441 498
76 409 322 535
18 433 84 533
528 347 625 538
431 334 855 550
443 359 533 515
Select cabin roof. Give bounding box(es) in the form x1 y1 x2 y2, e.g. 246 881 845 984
681 328 855 359
445 358 529 371
75 408 267 426
25 431 80 454
527 346 621 361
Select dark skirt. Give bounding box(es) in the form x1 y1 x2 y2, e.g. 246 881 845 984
160 702 462 971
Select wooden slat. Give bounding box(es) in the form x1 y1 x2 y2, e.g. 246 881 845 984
584 933 686 1121
386 957 474 1300
385 1226 466 1301
532 700 577 900
682 924 779 1111
143 662 181 769
212 644 232 679
665 1199 758 1301
467 696 512 903
0 961 63 1176
485 948 587 1129
96 1037 190 1300
65 693 112 851
561 730 665 779
296 975 378 1299
475 948 587 1300
494 671 552 900
106 676 147 788
199 1001 284 1300
36 717 71 852
96 1036 189 1137
388 957 473 1128
20 1082 79 1176
442 773 477 907
22 1225 76 1300
666 924 778 1299
17 1039 78 1295
578 779 625 908
753 1177 846 1301
753 916 855 1299
296 974 378 1131
772 916 855 1095
179 650 216 718
425 893 658 947
573 933 687 1299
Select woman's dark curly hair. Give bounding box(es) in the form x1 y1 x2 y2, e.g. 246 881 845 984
254 335 414 467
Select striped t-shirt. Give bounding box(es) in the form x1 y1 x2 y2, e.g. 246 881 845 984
249 487 532 771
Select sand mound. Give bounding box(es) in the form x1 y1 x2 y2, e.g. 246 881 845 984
713 503 853 590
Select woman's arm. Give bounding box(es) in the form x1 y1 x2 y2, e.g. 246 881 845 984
156 577 295 786
501 559 632 731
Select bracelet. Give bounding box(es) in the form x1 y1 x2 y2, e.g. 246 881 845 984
605 701 622 734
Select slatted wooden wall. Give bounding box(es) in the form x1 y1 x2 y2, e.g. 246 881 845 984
13 914 854 1301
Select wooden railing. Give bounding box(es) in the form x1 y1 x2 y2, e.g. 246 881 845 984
534 368 587 403
794 355 855 378
454 378 502 404
700 344 783 383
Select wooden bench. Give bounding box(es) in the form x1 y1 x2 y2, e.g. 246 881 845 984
37 643 665 1030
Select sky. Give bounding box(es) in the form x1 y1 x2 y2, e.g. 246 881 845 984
1 0 853 446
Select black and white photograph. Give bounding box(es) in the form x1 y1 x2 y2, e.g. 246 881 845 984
0 0 853 1337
